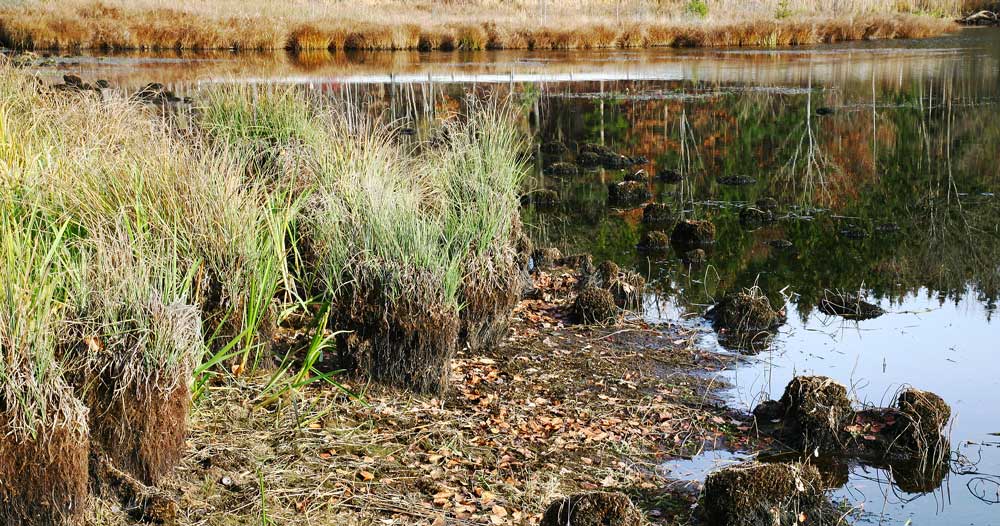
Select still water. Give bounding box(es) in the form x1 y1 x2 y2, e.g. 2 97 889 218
30 26 1000 525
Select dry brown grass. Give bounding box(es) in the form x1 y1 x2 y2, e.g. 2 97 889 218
0 0 972 52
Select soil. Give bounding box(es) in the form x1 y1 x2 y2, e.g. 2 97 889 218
85 265 740 526
0 411 90 526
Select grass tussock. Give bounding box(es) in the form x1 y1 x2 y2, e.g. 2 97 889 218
0 0 969 52
194 84 527 393
0 188 90 526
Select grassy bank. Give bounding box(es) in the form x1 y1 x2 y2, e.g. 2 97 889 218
0 59 530 523
0 0 988 52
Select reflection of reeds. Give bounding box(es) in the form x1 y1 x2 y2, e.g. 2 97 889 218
0 0 960 52
775 74 839 206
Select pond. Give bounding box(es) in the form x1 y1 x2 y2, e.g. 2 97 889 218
25 26 1000 525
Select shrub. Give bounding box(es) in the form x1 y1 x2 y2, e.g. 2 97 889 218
686 0 710 18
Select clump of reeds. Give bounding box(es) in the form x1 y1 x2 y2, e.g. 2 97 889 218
300 108 464 394
6 72 286 368
62 221 202 484
431 100 528 351
0 189 90 526
256 96 526 393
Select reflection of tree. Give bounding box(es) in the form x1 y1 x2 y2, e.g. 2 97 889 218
353 68 998 322
519 72 999 321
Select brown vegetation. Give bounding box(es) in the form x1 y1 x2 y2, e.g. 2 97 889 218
0 0 969 52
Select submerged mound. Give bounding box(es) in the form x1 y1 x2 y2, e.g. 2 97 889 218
607 181 651 207
642 202 672 224
683 248 707 264
657 168 683 183
818 290 885 320
520 189 560 208
717 175 757 186
545 161 579 177
670 219 716 246
541 492 646 526
701 461 832 526
739 206 775 228
578 143 640 169
705 288 786 335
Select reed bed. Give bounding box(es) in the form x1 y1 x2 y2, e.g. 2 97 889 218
0 0 977 52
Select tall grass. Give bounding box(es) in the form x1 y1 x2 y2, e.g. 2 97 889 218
0 0 973 52
0 189 85 440
63 220 202 398
191 85 529 392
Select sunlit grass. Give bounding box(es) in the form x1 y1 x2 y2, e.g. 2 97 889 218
0 0 977 52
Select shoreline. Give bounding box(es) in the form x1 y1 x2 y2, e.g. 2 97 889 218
0 13 958 53
88 264 745 525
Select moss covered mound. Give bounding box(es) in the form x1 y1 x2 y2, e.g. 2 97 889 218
607 181 651 207
706 289 785 335
818 290 885 321
778 376 853 451
739 207 775 228
701 461 831 526
642 202 672 224
670 219 716 246
541 492 646 526
638 230 671 252
573 287 619 324
897 388 952 450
